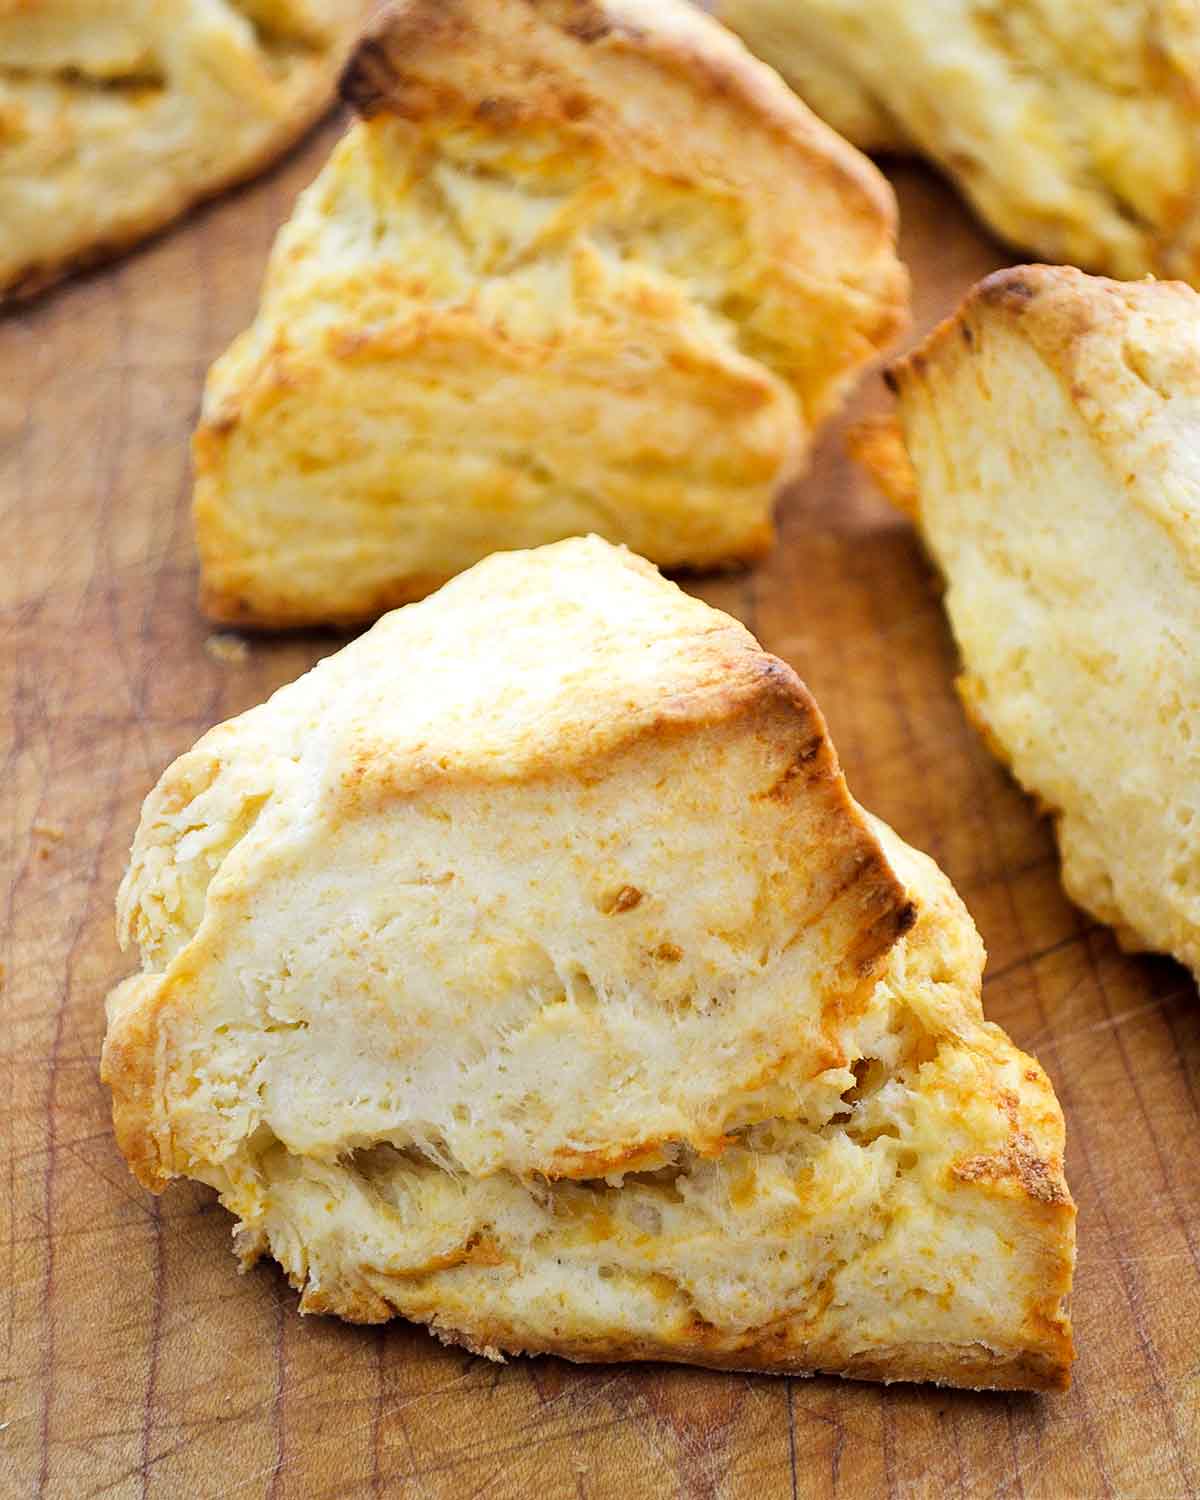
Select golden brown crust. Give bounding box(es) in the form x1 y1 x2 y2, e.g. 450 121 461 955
845 412 919 521
424 1321 1071 1392
892 263 1200 404
889 263 1200 622
341 0 901 251
100 976 174 1192
198 565 454 631
195 517 773 633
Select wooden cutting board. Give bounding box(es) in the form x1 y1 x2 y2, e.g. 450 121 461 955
4 115 1200 1500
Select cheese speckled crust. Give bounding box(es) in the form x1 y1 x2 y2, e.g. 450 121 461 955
874 264 1200 978
102 537 1074 1391
717 0 1200 283
192 0 907 628
0 0 370 302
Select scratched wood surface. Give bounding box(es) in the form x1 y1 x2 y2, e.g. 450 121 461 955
4 113 1200 1499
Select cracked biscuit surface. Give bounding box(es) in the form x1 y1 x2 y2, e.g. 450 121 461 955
868 265 1200 979
718 0 1200 282
192 0 907 627
0 0 370 301
102 536 1074 1390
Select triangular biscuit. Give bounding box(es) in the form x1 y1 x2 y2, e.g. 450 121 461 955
866 264 1200 979
192 0 907 627
103 536 1074 1390
718 0 1200 281
0 0 369 301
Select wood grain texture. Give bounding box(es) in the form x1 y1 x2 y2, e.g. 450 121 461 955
3 118 1200 1499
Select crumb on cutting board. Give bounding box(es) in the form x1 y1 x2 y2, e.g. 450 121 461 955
205 633 250 665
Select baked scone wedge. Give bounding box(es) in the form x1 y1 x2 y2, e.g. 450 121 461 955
862 265 1200 979
0 0 371 303
717 0 1200 283
102 536 1075 1391
192 0 907 628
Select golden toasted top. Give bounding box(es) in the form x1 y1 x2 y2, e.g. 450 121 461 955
266 538 828 788
346 0 894 217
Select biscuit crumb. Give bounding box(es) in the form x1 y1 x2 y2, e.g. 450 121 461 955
206 633 250 665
